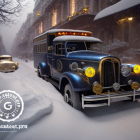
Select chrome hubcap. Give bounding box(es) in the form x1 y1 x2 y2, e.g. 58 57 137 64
64 93 69 103
64 90 73 106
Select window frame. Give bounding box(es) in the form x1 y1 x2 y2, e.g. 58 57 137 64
54 43 65 56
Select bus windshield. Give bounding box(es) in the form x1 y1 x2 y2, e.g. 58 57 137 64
66 42 102 52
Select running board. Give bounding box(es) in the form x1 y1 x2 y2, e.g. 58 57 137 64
45 76 59 88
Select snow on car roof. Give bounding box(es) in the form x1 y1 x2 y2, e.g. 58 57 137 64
34 29 92 39
94 0 140 20
0 55 11 57
53 35 102 42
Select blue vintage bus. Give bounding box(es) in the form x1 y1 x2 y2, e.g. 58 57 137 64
33 29 140 110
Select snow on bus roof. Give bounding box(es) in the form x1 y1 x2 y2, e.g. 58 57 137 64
34 29 92 39
53 35 102 42
94 0 140 20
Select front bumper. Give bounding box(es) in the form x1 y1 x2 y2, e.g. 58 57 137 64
0 69 16 72
82 90 140 109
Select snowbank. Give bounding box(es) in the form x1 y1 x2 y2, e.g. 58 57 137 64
1 59 140 140
0 73 53 140
94 0 140 20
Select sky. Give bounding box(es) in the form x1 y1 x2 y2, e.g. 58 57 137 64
0 0 35 53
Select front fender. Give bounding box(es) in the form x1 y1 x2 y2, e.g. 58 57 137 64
59 72 92 92
39 62 50 76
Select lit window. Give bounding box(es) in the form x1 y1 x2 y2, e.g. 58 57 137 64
128 17 133 21
70 0 75 16
39 22 43 34
52 9 57 27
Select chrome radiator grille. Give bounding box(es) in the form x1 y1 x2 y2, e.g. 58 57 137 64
102 59 119 87
0 63 14 70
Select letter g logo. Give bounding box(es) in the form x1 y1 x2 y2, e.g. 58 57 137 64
4 102 12 110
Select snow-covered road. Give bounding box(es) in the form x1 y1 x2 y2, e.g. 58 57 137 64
1 58 140 140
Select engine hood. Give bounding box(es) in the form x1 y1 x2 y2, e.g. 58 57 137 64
66 50 116 61
0 60 15 64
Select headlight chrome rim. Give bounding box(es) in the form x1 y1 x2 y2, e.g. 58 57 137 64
121 65 131 77
70 62 78 72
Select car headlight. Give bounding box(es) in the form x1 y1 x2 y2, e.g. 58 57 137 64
133 64 140 74
12 66 16 69
84 67 95 78
15 62 18 66
121 65 131 77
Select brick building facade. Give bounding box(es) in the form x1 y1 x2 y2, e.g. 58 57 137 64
12 0 140 64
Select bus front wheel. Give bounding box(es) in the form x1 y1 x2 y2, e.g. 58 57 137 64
64 83 81 110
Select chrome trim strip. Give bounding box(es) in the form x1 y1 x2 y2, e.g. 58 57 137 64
99 57 120 86
103 84 127 89
61 58 99 63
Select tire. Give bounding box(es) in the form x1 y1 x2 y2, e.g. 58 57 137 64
64 84 81 110
37 69 41 78
37 68 45 80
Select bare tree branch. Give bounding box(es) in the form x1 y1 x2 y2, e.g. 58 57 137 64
0 0 29 25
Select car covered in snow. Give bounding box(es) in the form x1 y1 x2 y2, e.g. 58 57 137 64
33 29 140 110
0 55 18 72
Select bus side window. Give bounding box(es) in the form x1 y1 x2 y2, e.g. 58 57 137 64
34 45 35 53
42 44 44 52
35 45 37 53
45 43 47 52
37 45 39 52
56 44 61 55
44 43 46 52
40 44 41 53
37 45 39 53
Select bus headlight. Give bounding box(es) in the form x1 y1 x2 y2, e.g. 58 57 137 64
93 83 103 94
128 80 133 85
84 67 95 78
70 62 78 72
133 64 140 74
121 65 131 77
113 83 120 91
131 82 140 90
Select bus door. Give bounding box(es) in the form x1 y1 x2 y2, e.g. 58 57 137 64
47 34 56 76
52 42 65 79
